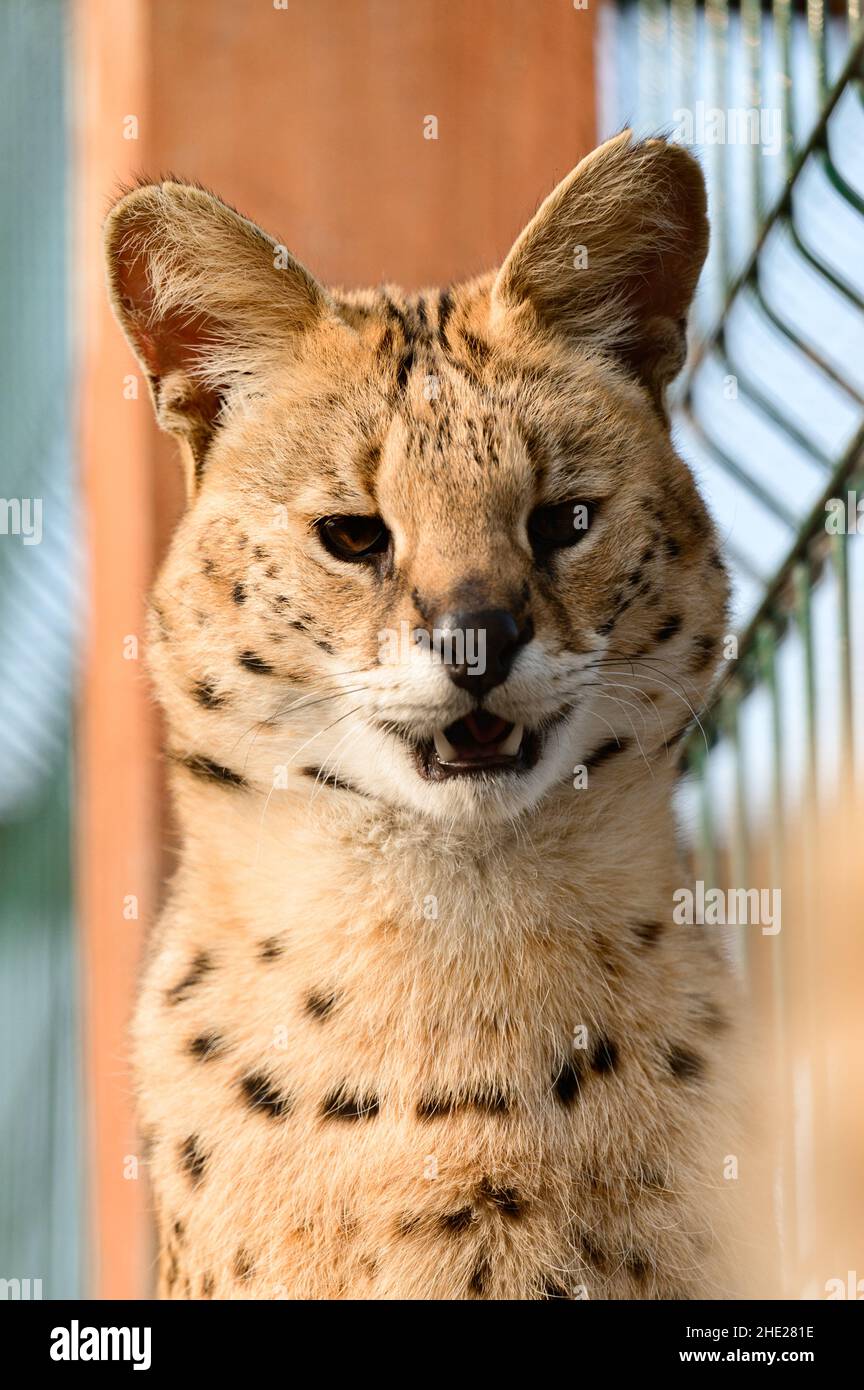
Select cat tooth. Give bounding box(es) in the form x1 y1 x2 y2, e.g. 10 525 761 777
499 723 525 756
433 728 459 763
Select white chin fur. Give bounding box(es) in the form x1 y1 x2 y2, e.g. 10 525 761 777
327 715 586 826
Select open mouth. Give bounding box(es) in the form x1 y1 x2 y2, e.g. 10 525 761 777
414 709 542 781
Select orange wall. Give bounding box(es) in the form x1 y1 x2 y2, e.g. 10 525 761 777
149 0 598 289
76 0 596 1299
75 0 157 1302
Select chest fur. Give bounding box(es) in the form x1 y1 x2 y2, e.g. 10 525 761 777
133 796 737 1301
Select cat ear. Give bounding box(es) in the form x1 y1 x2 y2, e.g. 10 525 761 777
490 132 709 415
104 181 331 485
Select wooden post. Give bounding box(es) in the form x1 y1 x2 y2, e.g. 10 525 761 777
74 0 161 1300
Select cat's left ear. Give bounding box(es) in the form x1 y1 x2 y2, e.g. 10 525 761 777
104 181 333 491
490 132 709 416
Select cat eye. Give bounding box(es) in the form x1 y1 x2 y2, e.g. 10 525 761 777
317 514 391 561
528 499 598 554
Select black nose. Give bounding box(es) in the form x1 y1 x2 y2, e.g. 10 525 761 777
434 607 533 696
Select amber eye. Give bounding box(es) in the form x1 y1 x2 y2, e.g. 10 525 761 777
317 514 390 561
528 499 598 555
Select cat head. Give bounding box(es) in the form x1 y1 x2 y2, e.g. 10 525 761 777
105 131 727 827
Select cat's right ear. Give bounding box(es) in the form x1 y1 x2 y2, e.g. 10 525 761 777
104 181 331 491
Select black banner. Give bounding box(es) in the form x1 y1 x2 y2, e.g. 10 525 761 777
8 1297 859 1374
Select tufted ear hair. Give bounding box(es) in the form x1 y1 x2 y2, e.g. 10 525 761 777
104 180 331 489
490 131 709 416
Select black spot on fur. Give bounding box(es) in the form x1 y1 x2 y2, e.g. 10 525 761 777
440 1206 477 1233
460 331 491 366
305 990 336 1020
654 614 683 643
469 1256 490 1296
473 1087 510 1116
625 1251 652 1281
172 1218 184 1241
252 545 269 561
300 765 365 796
238 650 274 675
477 1180 523 1218
232 581 246 605
240 1072 294 1119
179 755 246 789
540 1277 572 1299
667 1045 705 1082
179 1134 207 1186
410 586 434 623
553 1056 583 1106
638 1162 672 1193
698 999 730 1034
691 633 718 670
321 1088 379 1121
596 943 623 978
584 737 629 771
192 680 225 709
578 1232 610 1272
633 920 663 947
166 951 214 1005
395 349 414 392
384 294 413 341
258 936 284 961
233 1249 254 1281
437 288 454 345
590 1036 618 1074
361 441 382 473
664 535 681 559
416 1093 456 1121
187 1032 225 1062
417 1086 509 1120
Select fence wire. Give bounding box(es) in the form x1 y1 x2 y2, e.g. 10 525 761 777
603 0 864 1295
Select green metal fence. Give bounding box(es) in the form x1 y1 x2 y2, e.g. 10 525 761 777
605 0 864 1294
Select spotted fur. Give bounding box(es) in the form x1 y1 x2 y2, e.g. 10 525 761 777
105 132 741 1300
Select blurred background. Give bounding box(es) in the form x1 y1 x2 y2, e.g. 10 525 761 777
0 0 861 1300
